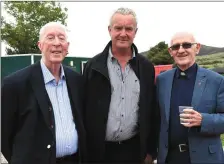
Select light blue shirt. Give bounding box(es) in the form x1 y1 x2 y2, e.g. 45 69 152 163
40 60 78 157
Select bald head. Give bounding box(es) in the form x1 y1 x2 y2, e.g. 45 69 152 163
170 32 196 47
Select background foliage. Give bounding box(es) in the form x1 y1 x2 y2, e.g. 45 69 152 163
1 1 68 55
146 41 174 65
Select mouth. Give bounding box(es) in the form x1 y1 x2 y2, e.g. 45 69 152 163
51 50 62 54
178 54 188 58
118 40 128 43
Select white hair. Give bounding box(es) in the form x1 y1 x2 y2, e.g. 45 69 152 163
39 22 68 40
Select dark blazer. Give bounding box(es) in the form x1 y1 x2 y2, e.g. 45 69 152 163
156 67 224 164
83 41 159 162
1 62 87 164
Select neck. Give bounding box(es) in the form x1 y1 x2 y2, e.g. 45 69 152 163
178 62 195 71
111 47 132 62
42 59 61 82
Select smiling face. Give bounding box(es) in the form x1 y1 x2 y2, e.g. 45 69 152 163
38 24 69 67
108 13 137 51
168 32 201 71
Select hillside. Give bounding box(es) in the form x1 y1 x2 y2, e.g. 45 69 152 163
196 52 224 69
198 45 224 56
140 44 224 57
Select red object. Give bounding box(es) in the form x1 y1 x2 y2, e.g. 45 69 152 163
154 64 173 78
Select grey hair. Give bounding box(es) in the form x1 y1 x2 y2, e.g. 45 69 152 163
39 22 68 40
109 7 137 28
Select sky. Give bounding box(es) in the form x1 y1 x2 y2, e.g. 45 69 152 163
1 2 224 57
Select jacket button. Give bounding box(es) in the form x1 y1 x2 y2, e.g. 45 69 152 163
165 144 168 148
49 107 52 111
47 145 51 149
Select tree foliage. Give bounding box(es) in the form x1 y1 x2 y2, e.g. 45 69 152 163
146 41 174 65
1 2 68 55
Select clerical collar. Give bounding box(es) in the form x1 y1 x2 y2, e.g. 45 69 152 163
175 63 197 79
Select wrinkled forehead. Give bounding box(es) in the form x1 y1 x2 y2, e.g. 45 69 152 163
170 32 195 45
42 26 66 38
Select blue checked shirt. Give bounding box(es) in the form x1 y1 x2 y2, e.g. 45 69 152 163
40 60 78 157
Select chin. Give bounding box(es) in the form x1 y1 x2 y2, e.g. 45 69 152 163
50 58 63 64
176 59 190 65
117 44 130 49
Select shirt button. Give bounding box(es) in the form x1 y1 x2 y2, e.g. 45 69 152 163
47 145 51 149
49 107 52 111
122 97 124 100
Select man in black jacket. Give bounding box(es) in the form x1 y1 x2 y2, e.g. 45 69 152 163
83 7 159 164
1 22 87 164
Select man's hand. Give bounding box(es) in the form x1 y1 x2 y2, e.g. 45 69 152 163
179 108 202 127
144 154 153 164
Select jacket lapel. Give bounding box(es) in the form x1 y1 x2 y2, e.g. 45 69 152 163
191 67 207 111
30 62 52 130
164 69 176 122
64 67 79 115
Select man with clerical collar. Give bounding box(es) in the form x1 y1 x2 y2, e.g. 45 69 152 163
156 32 224 164
83 7 159 164
175 63 197 79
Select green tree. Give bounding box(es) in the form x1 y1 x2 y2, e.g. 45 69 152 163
147 41 174 65
1 2 68 55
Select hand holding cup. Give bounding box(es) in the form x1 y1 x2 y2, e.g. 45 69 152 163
179 106 202 127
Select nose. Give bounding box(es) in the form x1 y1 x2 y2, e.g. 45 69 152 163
53 37 61 46
178 45 185 53
120 28 127 36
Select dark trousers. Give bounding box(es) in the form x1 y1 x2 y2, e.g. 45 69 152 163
104 135 141 164
56 152 79 164
166 148 191 164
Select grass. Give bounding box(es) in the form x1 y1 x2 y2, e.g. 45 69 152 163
196 52 224 69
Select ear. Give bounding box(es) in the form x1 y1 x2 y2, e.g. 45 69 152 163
135 27 138 34
108 25 111 33
37 41 42 51
195 43 201 54
66 42 70 56
168 48 173 57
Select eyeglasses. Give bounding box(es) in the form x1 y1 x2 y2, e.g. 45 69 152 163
170 42 197 51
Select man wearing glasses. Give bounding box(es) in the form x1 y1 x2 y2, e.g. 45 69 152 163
156 32 224 164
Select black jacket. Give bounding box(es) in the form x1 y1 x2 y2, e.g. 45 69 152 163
1 62 87 164
83 41 159 162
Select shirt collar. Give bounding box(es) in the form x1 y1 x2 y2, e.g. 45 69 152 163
175 63 197 79
108 46 136 62
40 59 65 84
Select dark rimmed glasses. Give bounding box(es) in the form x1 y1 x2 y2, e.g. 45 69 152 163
170 42 197 51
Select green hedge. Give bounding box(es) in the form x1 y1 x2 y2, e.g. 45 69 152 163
221 134 224 146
